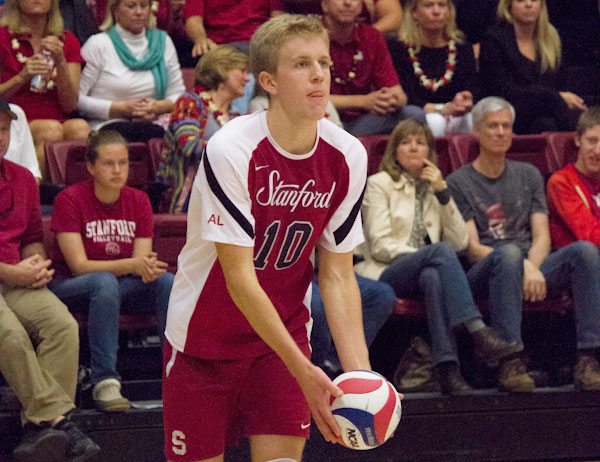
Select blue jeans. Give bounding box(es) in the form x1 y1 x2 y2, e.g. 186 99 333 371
310 274 396 369
49 272 174 384
379 242 483 365
466 244 524 347
540 241 600 349
342 105 426 135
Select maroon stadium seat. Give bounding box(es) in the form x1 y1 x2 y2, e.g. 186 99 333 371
546 131 578 170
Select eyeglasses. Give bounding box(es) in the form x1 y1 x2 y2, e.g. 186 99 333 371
0 182 14 216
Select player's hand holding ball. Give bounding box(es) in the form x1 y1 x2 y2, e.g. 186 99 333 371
330 370 402 450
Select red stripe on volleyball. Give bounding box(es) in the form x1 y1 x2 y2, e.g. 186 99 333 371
373 381 397 443
330 377 383 405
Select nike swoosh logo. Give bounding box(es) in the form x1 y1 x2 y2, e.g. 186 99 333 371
301 423 310 429
255 165 269 170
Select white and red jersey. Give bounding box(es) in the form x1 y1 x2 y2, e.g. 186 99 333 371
165 111 367 359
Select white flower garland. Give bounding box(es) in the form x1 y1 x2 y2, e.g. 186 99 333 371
407 40 457 92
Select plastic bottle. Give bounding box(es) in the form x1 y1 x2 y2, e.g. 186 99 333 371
30 50 54 93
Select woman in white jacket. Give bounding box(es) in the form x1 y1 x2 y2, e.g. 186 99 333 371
355 119 519 394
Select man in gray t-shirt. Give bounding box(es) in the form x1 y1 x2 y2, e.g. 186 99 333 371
448 97 600 393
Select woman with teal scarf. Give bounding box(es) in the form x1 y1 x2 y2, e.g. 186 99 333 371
78 0 185 142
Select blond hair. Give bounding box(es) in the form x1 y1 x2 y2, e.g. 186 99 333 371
0 0 63 36
496 0 561 71
249 14 329 76
194 45 248 90
99 0 156 32
380 119 437 182
399 0 463 52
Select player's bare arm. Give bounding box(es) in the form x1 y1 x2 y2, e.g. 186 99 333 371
215 242 345 444
317 246 371 372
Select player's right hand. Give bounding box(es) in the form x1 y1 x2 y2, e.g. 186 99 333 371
295 363 344 445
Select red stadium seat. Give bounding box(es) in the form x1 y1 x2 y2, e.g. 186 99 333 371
546 131 578 170
357 135 389 176
153 213 188 274
45 140 74 184
181 67 196 93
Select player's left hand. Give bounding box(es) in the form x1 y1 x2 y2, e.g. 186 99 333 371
295 363 344 444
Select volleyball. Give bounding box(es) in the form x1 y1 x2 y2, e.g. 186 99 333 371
330 370 402 450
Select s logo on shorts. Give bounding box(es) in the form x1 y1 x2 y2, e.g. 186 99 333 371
171 430 186 455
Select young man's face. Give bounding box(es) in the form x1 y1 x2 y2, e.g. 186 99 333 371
267 35 331 122
0 113 11 161
322 0 362 26
475 108 514 157
575 124 600 177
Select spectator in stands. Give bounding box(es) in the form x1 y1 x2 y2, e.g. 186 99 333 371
48 130 175 411
78 0 185 142
283 0 403 36
448 97 600 392
4 102 41 182
153 0 193 67
478 0 587 134
0 100 99 462
0 0 91 180
389 0 477 137
154 45 248 213
547 107 600 249
355 119 520 394
323 0 425 135
59 0 98 45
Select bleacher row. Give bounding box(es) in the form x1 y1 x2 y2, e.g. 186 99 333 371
41 130 579 332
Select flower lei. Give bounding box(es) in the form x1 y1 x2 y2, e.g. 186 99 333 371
331 49 363 85
407 40 457 92
11 38 56 89
198 88 237 126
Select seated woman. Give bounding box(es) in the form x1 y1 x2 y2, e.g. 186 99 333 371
154 45 249 213
48 130 174 412
389 0 477 137
478 0 587 134
0 0 91 180
78 0 185 142
355 119 519 395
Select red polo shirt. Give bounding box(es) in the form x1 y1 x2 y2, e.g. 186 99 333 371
328 22 399 122
0 159 43 265
0 27 84 122
183 0 283 44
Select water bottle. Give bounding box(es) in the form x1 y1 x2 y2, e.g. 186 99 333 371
30 49 54 93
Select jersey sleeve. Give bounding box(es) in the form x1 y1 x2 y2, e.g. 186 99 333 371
318 139 367 253
192 134 255 247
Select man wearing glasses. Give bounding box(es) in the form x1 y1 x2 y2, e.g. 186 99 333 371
0 99 100 462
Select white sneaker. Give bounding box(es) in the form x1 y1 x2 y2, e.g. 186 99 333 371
92 378 131 412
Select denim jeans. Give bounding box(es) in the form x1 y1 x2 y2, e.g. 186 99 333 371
342 105 426 135
379 242 482 365
49 272 174 385
540 241 600 349
310 273 396 369
466 244 524 347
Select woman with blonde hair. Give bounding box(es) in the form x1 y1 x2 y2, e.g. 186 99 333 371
478 0 586 134
0 0 90 180
78 0 185 141
388 0 478 137
355 119 519 394
154 45 249 212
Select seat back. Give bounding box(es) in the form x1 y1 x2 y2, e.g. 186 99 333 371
153 214 188 274
357 135 389 176
45 140 77 184
64 142 153 189
546 131 578 170
181 67 196 93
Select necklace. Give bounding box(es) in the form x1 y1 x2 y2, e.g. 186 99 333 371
407 40 457 92
331 48 363 85
198 88 238 126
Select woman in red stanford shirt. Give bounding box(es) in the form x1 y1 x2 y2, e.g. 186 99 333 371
49 130 174 412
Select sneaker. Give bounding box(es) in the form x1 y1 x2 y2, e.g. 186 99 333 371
574 354 600 391
471 327 521 361
498 358 535 393
13 424 68 462
92 378 131 412
55 419 101 462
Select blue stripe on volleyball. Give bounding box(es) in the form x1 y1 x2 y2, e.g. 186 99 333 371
332 408 380 446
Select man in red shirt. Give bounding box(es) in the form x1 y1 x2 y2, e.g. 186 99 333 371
547 107 600 249
0 99 99 462
322 0 424 135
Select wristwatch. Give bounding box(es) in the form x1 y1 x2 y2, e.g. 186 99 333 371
434 103 445 114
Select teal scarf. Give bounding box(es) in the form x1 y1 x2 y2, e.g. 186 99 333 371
107 26 168 100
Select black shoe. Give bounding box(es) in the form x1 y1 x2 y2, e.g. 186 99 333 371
13 424 69 462
55 419 101 462
435 362 473 396
471 327 521 361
